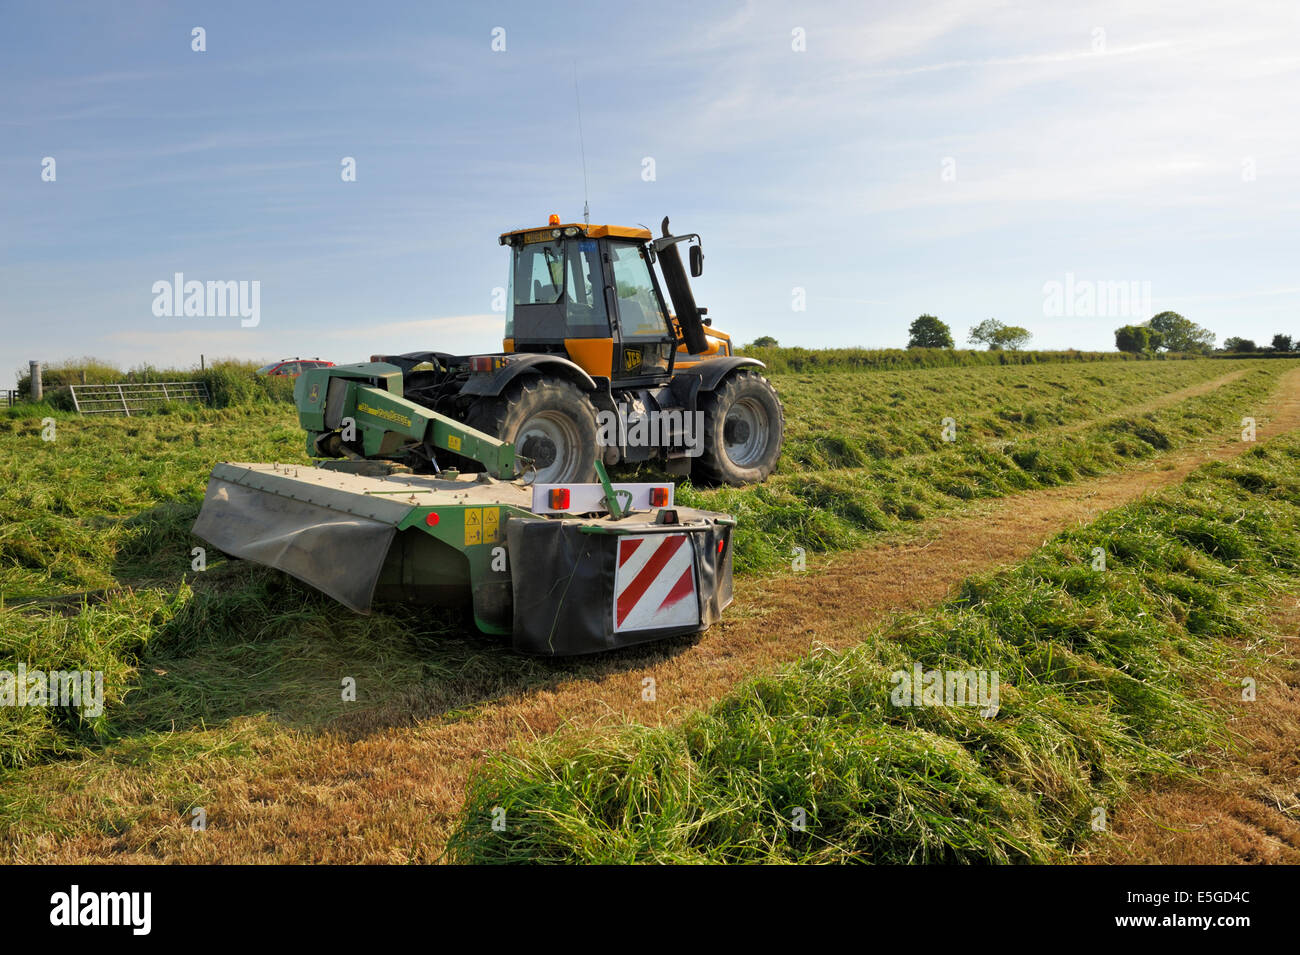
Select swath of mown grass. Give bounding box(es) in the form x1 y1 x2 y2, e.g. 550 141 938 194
772 359 1235 469
0 359 1287 775
446 435 1300 863
684 361 1285 573
738 345 1201 374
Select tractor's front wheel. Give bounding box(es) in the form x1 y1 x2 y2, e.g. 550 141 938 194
465 376 599 484
694 370 785 486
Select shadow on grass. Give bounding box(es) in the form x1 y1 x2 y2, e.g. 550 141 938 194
108 560 700 744
110 499 204 589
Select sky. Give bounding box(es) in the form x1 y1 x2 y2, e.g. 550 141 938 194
2 0 1298 384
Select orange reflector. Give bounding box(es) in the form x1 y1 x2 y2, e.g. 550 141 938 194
425 512 440 526
548 213 560 226
549 488 570 510
649 487 669 507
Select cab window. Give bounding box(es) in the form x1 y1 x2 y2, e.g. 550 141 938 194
506 238 609 338
563 239 608 332
609 242 669 339
511 240 566 306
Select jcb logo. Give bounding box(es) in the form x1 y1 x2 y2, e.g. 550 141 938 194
624 348 642 372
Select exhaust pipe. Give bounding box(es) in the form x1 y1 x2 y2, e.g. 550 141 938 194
655 217 709 355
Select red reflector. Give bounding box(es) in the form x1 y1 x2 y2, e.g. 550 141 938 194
649 487 669 507
469 356 494 373
549 488 570 510
717 539 725 555
425 512 440 526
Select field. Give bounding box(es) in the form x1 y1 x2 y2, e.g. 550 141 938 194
451 436 1300 862
1 356 1298 862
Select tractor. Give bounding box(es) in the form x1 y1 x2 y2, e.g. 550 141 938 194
192 216 773 653
314 215 785 486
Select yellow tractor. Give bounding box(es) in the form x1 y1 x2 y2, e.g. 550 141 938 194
367 215 785 486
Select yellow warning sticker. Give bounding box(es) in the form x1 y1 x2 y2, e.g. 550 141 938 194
464 507 482 546
483 507 499 544
448 435 462 451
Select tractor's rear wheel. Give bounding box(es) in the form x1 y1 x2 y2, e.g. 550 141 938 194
465 376 598 484
694 370 785 486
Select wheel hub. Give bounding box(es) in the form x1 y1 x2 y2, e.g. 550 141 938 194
519 434 557 469
723 398 769 468
516 411 581 483
724 418 751 445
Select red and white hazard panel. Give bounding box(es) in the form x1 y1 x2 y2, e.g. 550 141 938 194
613 533 700 633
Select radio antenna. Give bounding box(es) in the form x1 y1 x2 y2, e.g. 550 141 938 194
574 62 590 225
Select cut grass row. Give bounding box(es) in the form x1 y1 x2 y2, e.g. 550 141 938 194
446 433 1300 863
774 359 1239 469
738 345 1207 374
684 360 1285 572
0 360 1288 774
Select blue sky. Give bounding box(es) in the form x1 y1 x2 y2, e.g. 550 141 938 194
2 0 1298 384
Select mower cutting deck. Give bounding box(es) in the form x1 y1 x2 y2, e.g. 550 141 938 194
193 461 734 656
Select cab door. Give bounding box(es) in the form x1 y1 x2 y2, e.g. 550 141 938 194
560 238 615 379
605 240 675 384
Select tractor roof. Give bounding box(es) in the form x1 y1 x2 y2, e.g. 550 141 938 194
499 222 652 242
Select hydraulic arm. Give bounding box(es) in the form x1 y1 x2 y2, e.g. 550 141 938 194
296 363 516 479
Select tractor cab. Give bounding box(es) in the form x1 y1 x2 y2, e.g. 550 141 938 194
498 217 711 386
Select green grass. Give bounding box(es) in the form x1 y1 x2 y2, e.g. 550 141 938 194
773 359 1234 468
0 358 1290 776
737 345 1207 374
684 359 1285 572
446 434 1300 863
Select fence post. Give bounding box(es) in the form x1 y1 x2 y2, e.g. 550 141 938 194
29 361 42 402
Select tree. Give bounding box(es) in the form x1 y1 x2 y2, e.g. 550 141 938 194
907 314 954 349
997 325 1032 350
1115 325 1153 354
1271 334 1293 353
1222 336 1257 353
1146 311 1214 353
969 319 1032 351
968 319 1005 349
748 336 779 348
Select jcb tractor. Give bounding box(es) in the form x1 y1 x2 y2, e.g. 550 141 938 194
193 216 775 652
315 215 784 486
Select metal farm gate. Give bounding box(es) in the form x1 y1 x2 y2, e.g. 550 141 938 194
70 381 211 416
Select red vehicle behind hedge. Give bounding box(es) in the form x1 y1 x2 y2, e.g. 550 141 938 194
255 359 334 378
